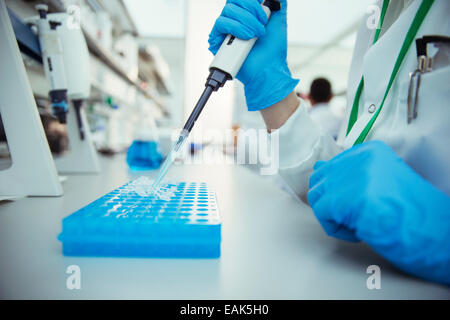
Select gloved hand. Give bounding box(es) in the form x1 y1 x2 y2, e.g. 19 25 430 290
208 0 299 111
308 140 450 285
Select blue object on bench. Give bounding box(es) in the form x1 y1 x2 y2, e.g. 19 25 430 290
126 140 163 171
58 181 221 258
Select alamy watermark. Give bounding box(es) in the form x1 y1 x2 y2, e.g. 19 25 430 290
66 265 81 290
366 265 381 290
168 127 279 176
66 5 81 30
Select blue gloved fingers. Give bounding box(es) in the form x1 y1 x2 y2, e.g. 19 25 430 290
313 160 326 170
208 0 268 55
309 157 352 193
208 16 257 54
222 3 266 38
309 142 384 185
308 176 360 242
311 195 359 242
227 0 268 25
332 226 360 242
309 154 363 243
309 161 329 190
311 143 368 175
213 15 257 40
310 144 373 190
208 32 225 55
208 25 224 52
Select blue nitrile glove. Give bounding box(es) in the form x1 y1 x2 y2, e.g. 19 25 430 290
308 140 450 285
208 0 299 111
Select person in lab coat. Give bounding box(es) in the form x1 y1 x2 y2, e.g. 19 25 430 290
208 0 450 285
307 77 343 139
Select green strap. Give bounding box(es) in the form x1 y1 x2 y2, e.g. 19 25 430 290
346 0 434 144
346 78 364 136
346 0 390 136
373 0 391 43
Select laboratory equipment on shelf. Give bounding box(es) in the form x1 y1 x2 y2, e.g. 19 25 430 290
150 0 281 194
0 0 62 198
28 4 100 174
34 4 69 124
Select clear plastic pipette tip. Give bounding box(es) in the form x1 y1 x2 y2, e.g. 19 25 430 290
149 130 189 195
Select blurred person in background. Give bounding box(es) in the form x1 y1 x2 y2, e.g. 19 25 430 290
307 78 343 140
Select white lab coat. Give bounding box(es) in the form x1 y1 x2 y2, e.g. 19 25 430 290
308 102 343 140
277 0 450 199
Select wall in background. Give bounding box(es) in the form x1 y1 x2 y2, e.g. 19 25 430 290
138 37 186 129
184 0 234 134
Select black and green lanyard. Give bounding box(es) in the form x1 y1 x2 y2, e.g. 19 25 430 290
346 0 435 145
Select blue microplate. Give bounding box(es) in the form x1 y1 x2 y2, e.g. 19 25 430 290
58 181 221 258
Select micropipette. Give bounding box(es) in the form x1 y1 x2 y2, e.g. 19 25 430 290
150 0 281 194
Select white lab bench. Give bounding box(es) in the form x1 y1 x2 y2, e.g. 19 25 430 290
0 154 448 299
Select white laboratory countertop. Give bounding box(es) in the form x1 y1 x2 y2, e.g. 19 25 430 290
0 154 449 300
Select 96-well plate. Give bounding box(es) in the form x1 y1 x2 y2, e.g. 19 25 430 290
58 181 221 258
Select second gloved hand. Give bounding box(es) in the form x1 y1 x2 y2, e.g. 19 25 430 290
308 140 450 285
208 0 299 111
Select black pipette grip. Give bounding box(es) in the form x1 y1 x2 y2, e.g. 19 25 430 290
183 85 214 133
182 69 230 133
